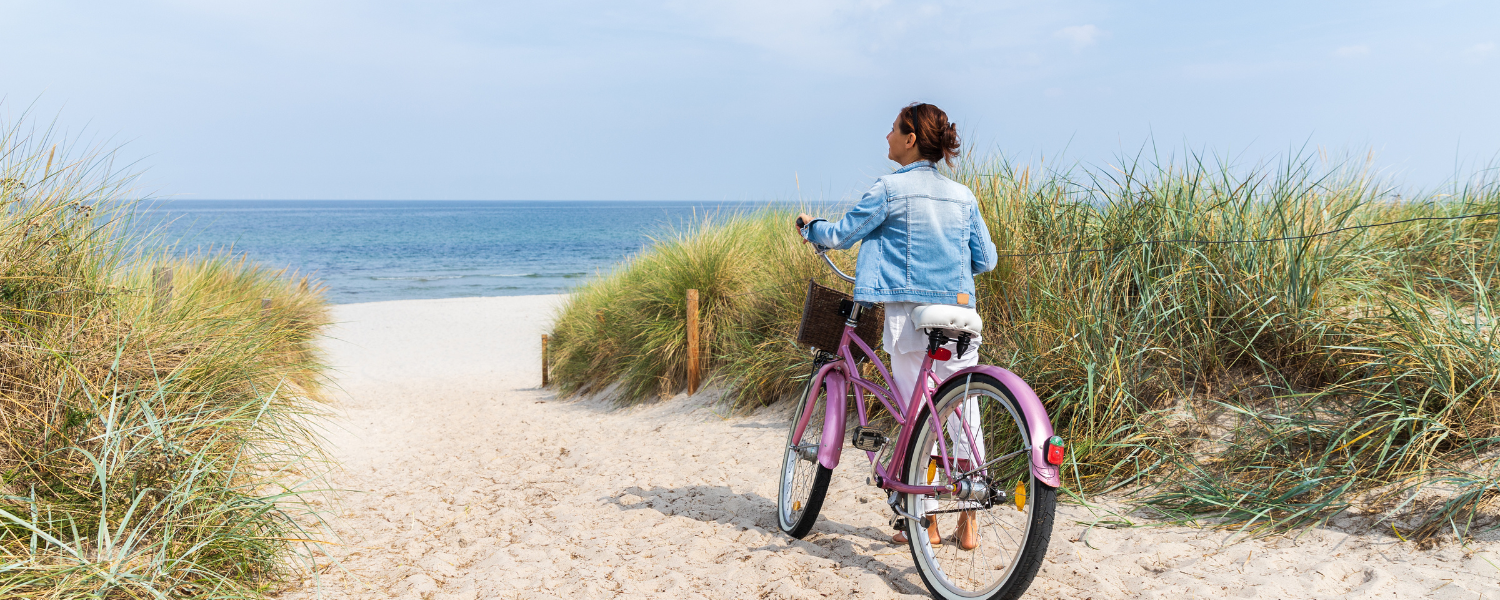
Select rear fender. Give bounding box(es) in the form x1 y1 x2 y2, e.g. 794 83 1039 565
939 365 1061 488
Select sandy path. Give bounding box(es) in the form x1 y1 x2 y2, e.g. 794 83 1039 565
278 295 1500 600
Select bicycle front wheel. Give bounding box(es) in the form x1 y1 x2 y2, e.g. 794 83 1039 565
777 372 834 538
900 373 1055 600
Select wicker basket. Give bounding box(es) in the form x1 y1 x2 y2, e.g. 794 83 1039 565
796 279 884 360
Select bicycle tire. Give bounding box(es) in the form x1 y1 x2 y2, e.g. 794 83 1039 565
777 373 834 539
900 373 1055 600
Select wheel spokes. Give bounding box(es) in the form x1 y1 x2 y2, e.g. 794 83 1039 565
910 388 1034 596
780 386 825 528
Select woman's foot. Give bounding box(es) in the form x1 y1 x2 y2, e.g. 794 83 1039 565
956 511 978 550
892 518 942 545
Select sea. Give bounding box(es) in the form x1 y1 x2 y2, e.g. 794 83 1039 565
136 200 816 304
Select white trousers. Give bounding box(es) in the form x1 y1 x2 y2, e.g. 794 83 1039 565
883 302 985 513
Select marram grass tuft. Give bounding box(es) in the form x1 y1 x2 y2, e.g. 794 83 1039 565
0 115 331 596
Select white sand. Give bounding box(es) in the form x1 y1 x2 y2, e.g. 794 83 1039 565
278 295 1500 599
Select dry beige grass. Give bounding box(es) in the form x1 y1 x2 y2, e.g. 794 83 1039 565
0 115 332 598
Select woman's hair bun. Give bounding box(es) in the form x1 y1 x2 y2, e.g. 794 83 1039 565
897 103 961 166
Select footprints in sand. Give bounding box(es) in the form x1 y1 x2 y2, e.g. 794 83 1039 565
277 297 1500 600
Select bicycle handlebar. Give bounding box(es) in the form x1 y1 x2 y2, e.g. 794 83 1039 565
798 217 856 284
819 249 856 284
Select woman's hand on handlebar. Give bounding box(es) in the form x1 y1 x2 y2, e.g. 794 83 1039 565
794 213 814 243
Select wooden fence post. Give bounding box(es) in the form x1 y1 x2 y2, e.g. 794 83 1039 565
541 334 550 387
152 267 172 313
686 289 700 395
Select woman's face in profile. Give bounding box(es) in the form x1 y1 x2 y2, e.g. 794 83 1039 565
886 118 915 164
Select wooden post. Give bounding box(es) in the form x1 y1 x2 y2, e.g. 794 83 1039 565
686 289 700 395
152 267 172 313
541 334 550 387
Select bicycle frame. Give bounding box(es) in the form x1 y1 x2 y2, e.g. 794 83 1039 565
789 303 1063 492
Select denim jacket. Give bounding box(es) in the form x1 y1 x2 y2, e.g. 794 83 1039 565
802 160 997 306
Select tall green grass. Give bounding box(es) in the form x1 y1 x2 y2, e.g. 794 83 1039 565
549 151 1500 541
0 117 330 596
549 213 839 405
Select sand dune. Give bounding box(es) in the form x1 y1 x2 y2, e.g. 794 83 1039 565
276 295 1500 599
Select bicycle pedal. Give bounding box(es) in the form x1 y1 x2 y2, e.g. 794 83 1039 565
851 426 887 452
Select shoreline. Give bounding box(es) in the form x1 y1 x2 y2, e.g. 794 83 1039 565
329 292 570 307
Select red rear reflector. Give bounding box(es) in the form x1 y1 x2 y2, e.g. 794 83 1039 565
1045 436 1066 465
928 348 952 361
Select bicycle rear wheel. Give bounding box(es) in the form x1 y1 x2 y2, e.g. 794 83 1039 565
777 372 834 538
900 373 1055 600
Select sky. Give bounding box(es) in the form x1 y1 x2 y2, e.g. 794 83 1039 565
4 0 1498 201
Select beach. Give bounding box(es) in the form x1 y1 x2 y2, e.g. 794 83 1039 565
278 295 1500 599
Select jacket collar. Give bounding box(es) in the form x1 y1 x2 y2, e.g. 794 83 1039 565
894 159 934 174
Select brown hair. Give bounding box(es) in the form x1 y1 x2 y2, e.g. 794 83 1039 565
897 103 961 166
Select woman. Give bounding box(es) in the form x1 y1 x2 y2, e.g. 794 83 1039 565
795 102 996 549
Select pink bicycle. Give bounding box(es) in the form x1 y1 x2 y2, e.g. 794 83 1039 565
777 243 1065 600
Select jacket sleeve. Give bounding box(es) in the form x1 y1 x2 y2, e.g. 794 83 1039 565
968 201 998 275
802 180 889 250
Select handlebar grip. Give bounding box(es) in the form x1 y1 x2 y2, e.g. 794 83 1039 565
796 217 806 228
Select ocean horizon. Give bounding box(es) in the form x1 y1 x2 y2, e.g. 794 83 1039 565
137 199 831 304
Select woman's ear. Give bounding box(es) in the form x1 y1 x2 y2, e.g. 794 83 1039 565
904 132 917 149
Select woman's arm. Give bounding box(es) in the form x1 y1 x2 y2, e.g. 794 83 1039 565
968 201 998 274
801 181 889 250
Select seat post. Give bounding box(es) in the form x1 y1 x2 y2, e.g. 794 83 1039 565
845 303 862 327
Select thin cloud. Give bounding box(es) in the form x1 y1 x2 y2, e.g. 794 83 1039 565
1054 24 1104 51
1464 42 1496 57
1334 44 1371 58
659 1 1077 74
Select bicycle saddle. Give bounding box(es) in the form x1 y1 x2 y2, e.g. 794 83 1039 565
911 304 983 337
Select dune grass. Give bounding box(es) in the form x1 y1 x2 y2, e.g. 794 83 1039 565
548 151 1500 541
0 118 330 596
